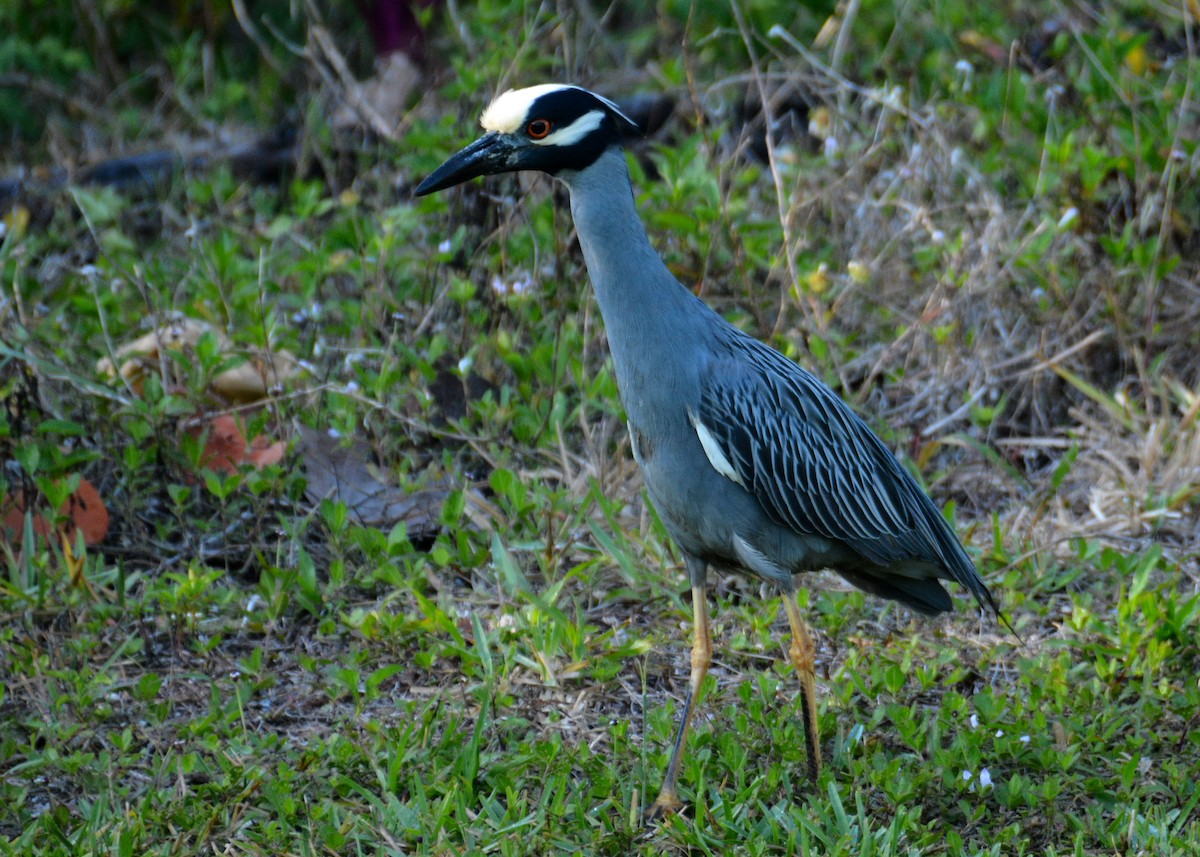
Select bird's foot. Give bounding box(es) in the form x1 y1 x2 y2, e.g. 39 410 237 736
643 790 684 826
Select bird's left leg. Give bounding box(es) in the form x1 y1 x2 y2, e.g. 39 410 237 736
647 554 711 822
781 589 822 783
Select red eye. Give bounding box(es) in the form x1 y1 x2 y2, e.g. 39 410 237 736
527 119 552 139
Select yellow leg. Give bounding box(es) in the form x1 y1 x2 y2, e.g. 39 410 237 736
647 584 712 822
782 591 822 783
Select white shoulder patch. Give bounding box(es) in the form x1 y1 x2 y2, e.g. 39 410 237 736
480 84 573 134
628 420 642 464
688 408 745 488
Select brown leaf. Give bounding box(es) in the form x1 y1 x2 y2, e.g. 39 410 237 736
296 424 445 537
198 413 248 475
1 476 109 547
246 434 287 469
192 413 288 475
97 318 297 403
210 350 298 403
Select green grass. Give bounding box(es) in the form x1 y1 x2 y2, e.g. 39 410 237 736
2 0 1199 854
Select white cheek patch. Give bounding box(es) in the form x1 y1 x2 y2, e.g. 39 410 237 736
480 84 569 133
534 110 605 147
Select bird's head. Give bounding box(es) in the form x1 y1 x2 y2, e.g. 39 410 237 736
414 84 640 196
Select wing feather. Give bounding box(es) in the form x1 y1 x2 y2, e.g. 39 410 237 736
696 333 973 580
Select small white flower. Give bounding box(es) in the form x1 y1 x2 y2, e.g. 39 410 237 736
995 729 1004 738
969 714 979 729
438 239 452 254
1058 207 1079 229
823 137 840 159
954 59 974 92
962 769 973 781
491 273 535 296
930 229 946 245
80 264 101 278
979 768 993 789
1020 735 1031 744
327 427 342 439
345 381 359 393
457 356 473 374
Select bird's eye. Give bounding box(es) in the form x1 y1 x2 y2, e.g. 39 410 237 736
527 119 552 139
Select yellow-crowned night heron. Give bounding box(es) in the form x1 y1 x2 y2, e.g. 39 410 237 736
415 84 999 819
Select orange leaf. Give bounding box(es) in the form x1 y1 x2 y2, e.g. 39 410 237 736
193 413 287 475
197 413 248 475
0 477 109 548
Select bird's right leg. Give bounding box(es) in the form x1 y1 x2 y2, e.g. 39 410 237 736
781 590 822 783
647 556 711 822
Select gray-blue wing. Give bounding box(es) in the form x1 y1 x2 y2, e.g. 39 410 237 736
696 336 995 613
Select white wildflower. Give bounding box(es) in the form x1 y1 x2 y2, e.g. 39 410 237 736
491 273 535 297
955 59 974 92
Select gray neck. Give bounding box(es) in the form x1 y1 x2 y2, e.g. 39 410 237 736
559 148 706 415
